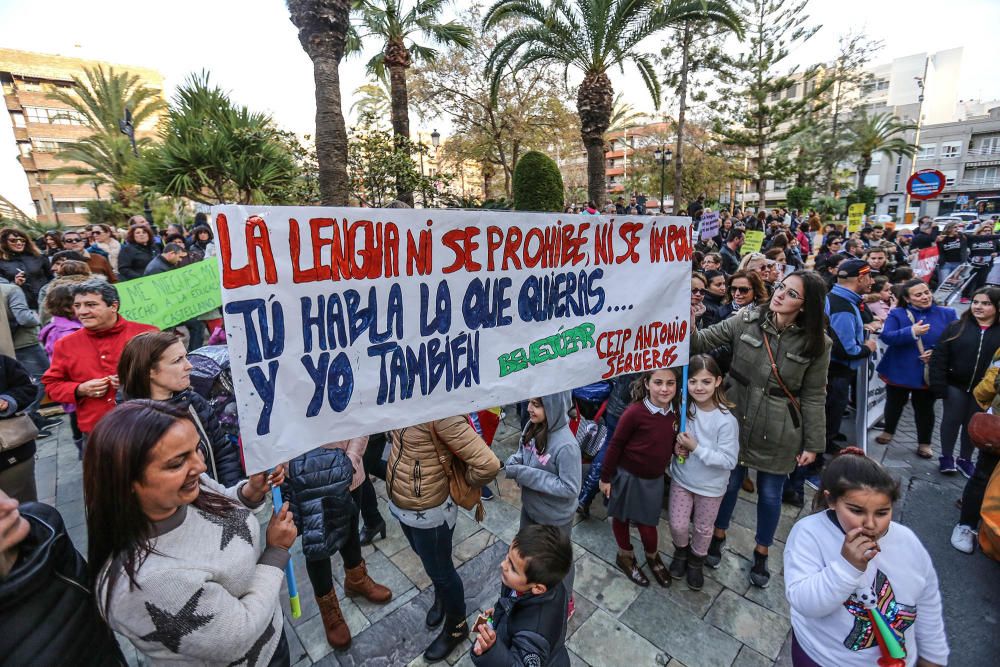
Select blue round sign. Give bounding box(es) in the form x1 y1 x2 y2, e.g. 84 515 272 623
907 169 946 200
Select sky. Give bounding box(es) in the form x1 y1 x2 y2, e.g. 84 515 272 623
1 0 999 213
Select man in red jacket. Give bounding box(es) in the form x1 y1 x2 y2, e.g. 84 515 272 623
42 280 156 437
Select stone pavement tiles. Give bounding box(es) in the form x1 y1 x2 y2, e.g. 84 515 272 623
40 399 990 666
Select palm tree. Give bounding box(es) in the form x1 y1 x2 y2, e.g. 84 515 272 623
287 0 353 205
352 0 473 205
350 80 392 121
46 65 165 204
484 0 742 207
846 110 918 191
608 93 648 134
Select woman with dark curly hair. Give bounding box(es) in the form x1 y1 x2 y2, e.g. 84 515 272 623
0 228 52 310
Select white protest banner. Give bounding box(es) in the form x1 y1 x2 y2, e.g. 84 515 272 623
213 206 693 473
699 210 720 241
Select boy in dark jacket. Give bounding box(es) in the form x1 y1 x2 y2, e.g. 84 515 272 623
472 525 572 667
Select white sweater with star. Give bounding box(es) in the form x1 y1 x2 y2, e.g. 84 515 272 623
784 511 949 667
97 475 288 666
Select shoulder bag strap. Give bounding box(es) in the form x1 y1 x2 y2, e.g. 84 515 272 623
762 332 801 415
904 309 926 355
187 404 218 481
427 421 456 481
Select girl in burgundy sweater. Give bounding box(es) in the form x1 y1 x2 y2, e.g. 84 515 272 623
599 368 680 588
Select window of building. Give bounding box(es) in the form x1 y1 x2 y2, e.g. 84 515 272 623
23 106 86 126
17 141 31 157
10 112 24 128
978 136 1000 155
941 169 957 186
52 200 89 214
917 144 936 160
864 174 880 188
769 90 781 101
784 84 798 99
31 138 62 152
24 106 48 124
941 141 962 158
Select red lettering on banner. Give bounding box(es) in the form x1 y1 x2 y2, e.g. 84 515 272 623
442 226 482 274
405 228 432 276
502 227 523 271
217 213 277 288
616 222 643 264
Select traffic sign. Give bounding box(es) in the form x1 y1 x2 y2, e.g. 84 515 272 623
956 195 969 206
907 169 946 200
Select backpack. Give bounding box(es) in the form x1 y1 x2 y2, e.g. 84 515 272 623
188 345 240 450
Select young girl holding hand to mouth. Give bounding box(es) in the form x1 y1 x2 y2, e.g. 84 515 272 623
784 450 948 667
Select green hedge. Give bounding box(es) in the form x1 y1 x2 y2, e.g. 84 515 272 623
512 151 564 212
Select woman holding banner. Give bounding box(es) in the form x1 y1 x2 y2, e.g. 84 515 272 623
85 401 296 666
386 418 500 662
691 270 831 588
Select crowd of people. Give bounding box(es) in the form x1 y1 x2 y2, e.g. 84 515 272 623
3 202 999 666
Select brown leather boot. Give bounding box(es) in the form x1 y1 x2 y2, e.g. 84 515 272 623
315 589 351 649
344 560 393 603
615 549 649 587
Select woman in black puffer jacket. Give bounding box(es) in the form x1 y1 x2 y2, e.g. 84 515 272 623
0 492 124 665
281 438 393 650
929 287 1000 477
117 332 244 487
0 228 52 310
116 225 158 281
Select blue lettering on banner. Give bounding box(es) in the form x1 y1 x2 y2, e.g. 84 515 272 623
517 269 606 323
368 331 481 405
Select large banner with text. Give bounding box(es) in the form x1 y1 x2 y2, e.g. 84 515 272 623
213 206 692 473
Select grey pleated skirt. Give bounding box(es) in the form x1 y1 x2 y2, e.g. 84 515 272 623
608 468 664 526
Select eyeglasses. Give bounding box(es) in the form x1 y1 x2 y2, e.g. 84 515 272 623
63 237 83 243
830 240 843 246
7 237 25 244
774 282 804 300
691 287 705 296
730 285 752 295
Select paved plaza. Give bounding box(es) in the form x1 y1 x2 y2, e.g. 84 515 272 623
36 404 999 667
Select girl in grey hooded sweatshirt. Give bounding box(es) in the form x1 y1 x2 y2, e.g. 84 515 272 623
506 391 582 601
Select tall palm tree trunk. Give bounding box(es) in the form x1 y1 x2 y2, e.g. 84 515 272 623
313 54 351 205
856 155 872 191
578 72 614 207
287 0 351 206
386 39 414 206
673 22 691 215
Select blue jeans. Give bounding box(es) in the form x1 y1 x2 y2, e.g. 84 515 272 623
15 344 49 417
578 410 621 509
714 466 785 547
939 261 961 285
399 521 465 617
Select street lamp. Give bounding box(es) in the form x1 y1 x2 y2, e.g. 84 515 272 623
653 146 673 213
431 129 440 148
119 107 153 224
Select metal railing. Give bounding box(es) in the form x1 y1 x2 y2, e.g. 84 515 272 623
967 145 1000 156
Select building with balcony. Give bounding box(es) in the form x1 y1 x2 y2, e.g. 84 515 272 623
0 48 163 227
871 105 1000 219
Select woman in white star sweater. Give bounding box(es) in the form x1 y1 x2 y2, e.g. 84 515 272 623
84 400 298 666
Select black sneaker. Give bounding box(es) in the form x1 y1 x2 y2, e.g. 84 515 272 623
749 551 770 588
705 535 725 569
782 488 804 508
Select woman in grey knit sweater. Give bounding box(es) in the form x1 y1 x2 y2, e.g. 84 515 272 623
84 401 297 666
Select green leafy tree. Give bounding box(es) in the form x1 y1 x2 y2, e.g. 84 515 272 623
351 0 474 205
710 0 831 209
46 65 165 205
846 110 918 191
409 6 580 200
785 186 813 211
287 0 353 205
512 151 564 211
484 0 742 208
844 186 877 214
348 113 443 206
136 73 300 205
661 14 742 213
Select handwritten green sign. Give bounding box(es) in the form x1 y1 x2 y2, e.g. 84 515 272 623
741 230 765 255
118 261 222 330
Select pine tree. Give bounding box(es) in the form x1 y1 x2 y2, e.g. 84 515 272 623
710 0 830 209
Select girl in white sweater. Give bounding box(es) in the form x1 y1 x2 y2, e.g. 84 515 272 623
784 449 949 667
667 354 739 591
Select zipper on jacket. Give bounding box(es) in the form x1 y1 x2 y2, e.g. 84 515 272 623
413 459 422 498
969 329 987 393
388 429 405 504
54 570 91 595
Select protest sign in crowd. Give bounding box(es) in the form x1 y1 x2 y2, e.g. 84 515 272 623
4 204 1000 667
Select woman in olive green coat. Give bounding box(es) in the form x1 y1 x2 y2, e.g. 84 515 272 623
690 270 831 588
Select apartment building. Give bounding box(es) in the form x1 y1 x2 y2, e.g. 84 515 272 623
871 105 1000 219
0 48 163 227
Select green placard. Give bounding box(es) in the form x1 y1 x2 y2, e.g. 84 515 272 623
118 260 222 330
741 230 765 255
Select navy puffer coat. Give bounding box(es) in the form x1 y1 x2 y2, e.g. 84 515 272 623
166 388 244 487
280 447 357 559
